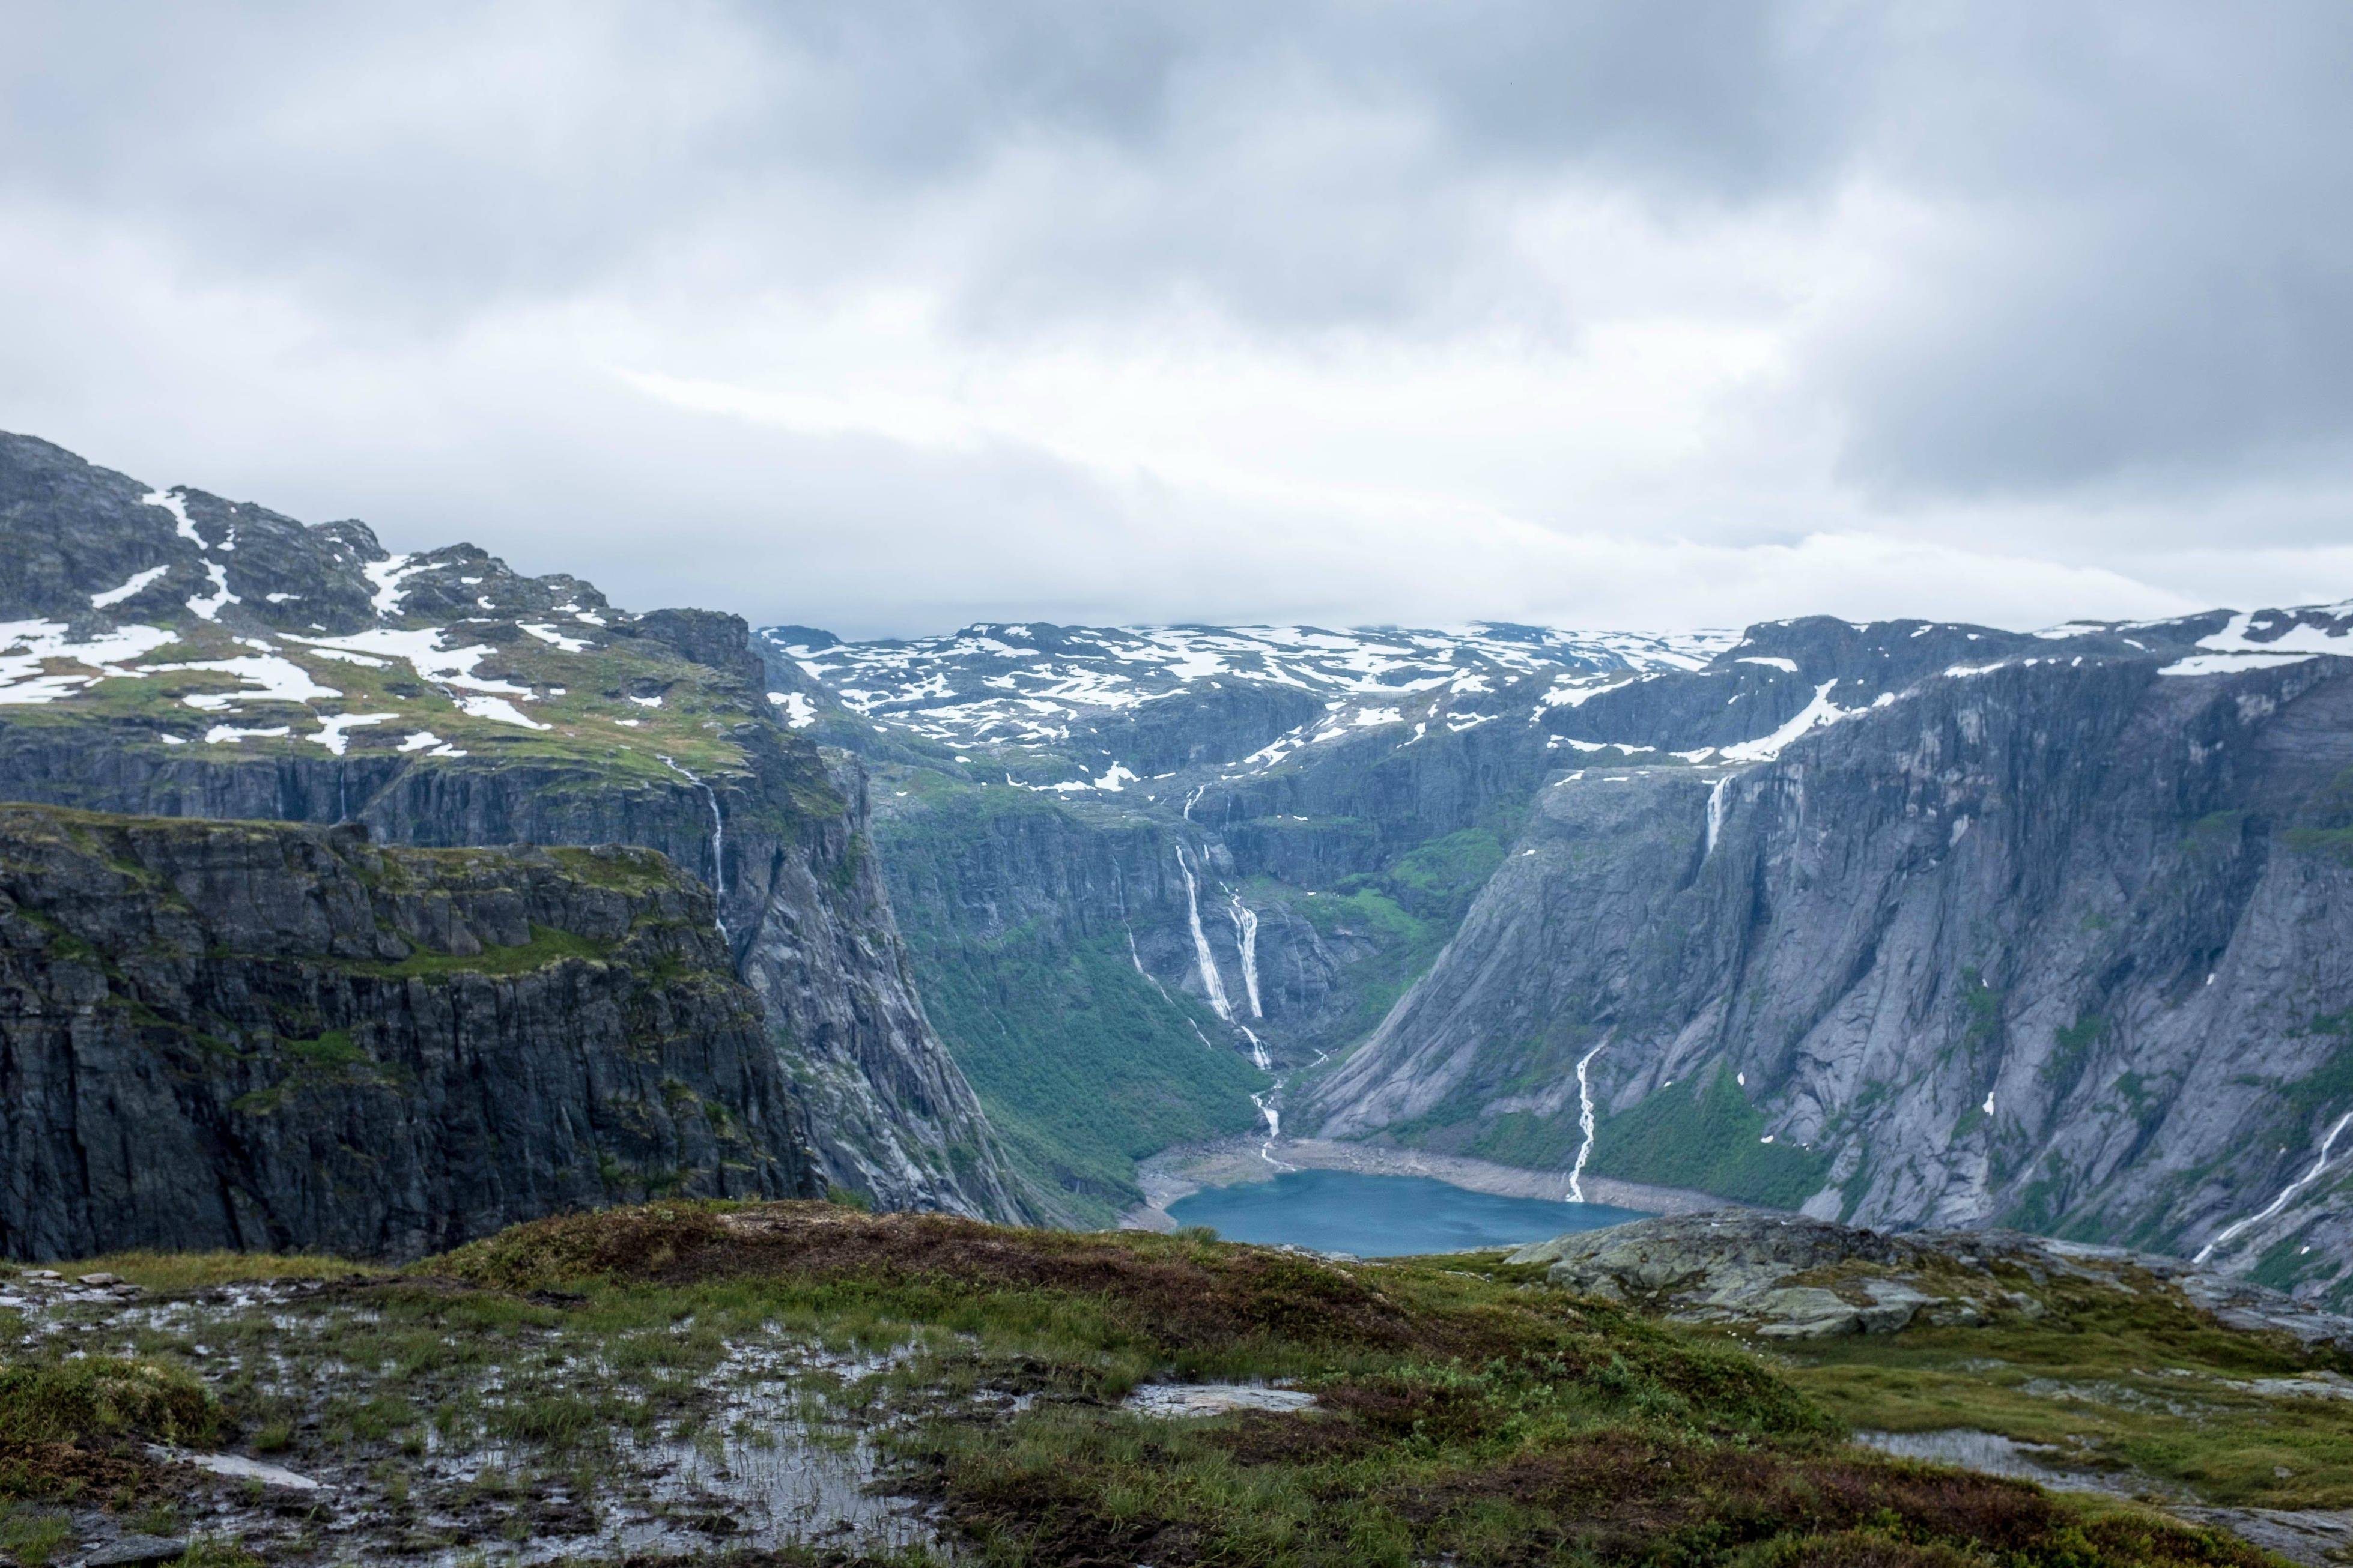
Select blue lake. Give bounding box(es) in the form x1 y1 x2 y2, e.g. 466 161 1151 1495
1165 1169 1650 1257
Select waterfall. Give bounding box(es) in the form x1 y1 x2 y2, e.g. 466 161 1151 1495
1565 1041 1606 1202
1183 784 1206 820
1237 1024 1271 1071
1175 846 1233 1021
1227 892 1263 1018
658 755 730 940
1249 1091 1295 1171
1704 775 1729 859
2196 1109 2353 1264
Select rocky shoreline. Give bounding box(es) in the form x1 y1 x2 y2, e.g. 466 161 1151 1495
1119 1136 1746 1233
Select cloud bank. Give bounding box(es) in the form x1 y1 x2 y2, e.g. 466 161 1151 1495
4 1 2349 636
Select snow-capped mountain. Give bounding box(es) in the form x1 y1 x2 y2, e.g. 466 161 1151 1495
759 620 1736 778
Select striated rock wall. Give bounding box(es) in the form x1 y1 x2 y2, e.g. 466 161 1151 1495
1312 652 2353 1303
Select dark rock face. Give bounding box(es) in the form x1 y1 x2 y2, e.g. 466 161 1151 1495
0 804 822 1261
0 430 1035 1225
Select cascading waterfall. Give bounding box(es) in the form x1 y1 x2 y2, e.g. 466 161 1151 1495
1249 1091 1295 1171
1704 775 1730 859
2195 1109 2353 1263
1237 1025 1271 1071
1183 784 1206 820
658 755 730 940
1564 1041 1606 1202
1175 846 1233 1021
1227 892 1263 1018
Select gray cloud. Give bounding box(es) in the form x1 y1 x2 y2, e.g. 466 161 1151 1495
1 1 2348 634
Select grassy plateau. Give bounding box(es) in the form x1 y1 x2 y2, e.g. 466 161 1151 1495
0 1201 2321 1566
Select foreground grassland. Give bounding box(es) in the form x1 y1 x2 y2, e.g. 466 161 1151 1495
0 1203 2308 1566
1775 1266 2353 1512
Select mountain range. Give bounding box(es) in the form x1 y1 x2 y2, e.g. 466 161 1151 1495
3 428 2349 1310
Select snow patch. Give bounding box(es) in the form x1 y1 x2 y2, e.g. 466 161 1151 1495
519 622 591 653
457 695 550 730
202 723 291 745
142 489 203 545
307 713 396 755
363 555 428 617
2160 651 2320 677
90 565 171 609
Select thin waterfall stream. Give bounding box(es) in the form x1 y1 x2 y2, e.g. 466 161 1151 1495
658 755 730 942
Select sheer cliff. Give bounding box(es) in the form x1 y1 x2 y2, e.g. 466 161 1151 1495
0 431 1033 1223
1307 629 2353 1304
0 804 822 1259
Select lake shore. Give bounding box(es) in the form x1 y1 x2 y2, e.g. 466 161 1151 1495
1119 1136 1752 1234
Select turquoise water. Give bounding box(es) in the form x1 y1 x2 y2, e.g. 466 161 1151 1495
1165 1169 1649 1257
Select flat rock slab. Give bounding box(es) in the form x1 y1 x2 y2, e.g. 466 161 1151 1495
152 1447 324 1491
80 1536 187 1566
1124 1384 1316 1418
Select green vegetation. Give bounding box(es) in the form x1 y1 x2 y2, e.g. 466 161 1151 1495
1772 1255 2353 1513
0 1358 216 1450
0 613 834 814
1591 1066 1833 1209
1379 826 1507 920
912 929 1266 1224
0 1203 2307 1563
2281 766 2353 863
2042 1012 2106 1101
342 922 613 981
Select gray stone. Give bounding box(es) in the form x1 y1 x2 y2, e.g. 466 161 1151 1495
80 1536 187 1567
1123 1384 1317 1418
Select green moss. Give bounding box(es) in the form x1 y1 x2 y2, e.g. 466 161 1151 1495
1381 826 1506 919
1778 1260 2353 1512
0 1357 217 1450
2283 825 2353 863
342 923 612 980
1591 1066 1832 1209
2042 1011 2106 1103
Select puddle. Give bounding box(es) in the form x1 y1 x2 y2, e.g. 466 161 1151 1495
1124 1383 1316 1417
0 1277 952 1564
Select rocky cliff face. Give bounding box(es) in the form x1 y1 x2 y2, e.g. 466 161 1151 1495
0 804 822 1260
763 619 1721 1217
1310 637 2353 1306
0 431 1033 1224
777 597 2353 1301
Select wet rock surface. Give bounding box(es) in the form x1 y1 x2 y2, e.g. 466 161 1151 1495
1122 1383 1317 1417
0 1267 953 1565
1507 1212 2353 1348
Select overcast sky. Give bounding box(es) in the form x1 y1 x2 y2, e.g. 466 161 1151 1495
5 2 2351 638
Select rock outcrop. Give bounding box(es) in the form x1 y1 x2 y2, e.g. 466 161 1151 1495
0 804 824 1260
1508 1212 2353 1351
